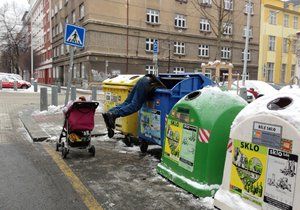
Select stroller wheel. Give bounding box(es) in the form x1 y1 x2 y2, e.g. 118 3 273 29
56 142 60 151
62 147 69 159
88 145 95 157
140 141 148 153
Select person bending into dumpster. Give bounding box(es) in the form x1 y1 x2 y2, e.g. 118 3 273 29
102 74 166 138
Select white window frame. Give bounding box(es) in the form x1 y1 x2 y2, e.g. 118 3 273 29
291 64 296 77
245 2 254 15
224 0 233 11
221 47 231 59
223 22 233 35
269 11 277 25
65 16 68 24
79 3 84 19
72 10 76 23
80 63 86 79
200 18 211 32
283 38 288 53
174 14 186 28
243 26 253 38
145 38 158 52
174 42 185 55
284 14 289 27
266 62 274 82
146 65 156 74
173 67 185 74
201 0 211 6
294 16 298 29
242 49 251 61
61 44 64 55
146 9 159 24
269 36 275 51
198 45 209 57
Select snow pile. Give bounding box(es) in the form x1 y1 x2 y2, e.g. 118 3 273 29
32 105 64 116
232 88 300 132
214 188 257 210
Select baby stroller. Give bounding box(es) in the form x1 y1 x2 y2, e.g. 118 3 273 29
57 101 99 158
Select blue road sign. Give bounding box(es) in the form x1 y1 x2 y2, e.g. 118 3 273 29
64 24 86 48
153 40 158 55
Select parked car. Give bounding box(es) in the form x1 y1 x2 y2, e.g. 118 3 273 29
0 75 31 89
233 80 277 98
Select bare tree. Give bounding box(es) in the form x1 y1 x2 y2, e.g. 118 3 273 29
191 0 246 60
0 2 27 74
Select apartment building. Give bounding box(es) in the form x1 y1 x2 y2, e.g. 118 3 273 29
28 0 53 84
258 0 300 84
51 0 260 86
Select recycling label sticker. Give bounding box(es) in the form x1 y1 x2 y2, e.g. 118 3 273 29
264 149 298 210
252 122 282 149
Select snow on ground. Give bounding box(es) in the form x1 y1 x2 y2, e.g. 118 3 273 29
32 105 64 116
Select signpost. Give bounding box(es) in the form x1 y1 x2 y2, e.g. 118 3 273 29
153 40 158 76
64 24 86 105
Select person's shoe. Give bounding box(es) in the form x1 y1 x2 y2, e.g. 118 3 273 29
102 112 116 129
107 128 114 138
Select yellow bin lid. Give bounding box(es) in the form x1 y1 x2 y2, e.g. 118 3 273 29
102 74 144 86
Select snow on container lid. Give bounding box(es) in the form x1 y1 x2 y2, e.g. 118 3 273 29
102 74 143 86
232 87 300 133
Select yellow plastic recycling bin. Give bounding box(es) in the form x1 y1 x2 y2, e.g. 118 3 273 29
102 75 143 144
214 87 300 210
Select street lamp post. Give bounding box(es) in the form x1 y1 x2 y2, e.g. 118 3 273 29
242 0 252 86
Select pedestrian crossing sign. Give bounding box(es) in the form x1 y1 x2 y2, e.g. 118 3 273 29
64 24 86 48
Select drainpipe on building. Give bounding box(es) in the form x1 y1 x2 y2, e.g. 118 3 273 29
242 0 251 86
126 0 129 73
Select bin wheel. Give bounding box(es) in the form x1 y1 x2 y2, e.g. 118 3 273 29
123 135 132 147
56 142 60 151
140 141 148 153
89 145 96 157
62 147 68 159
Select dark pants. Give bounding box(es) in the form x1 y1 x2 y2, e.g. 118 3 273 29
109 76 150 117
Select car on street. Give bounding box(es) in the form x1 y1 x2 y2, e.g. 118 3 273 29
0 75 31 89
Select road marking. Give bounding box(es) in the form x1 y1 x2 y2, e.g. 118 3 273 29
44 144 103 210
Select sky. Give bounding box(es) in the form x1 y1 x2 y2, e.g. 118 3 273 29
0 0 29 9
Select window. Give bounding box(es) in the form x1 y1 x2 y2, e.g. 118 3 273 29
146 9 159 24
146 65 156 74
284 14 289 27
224 0 233 10
65 0 68 5
79 3 84 19
174 67 185 74
283 38 288 53
61 44 64 55
200 0 211 6
245 2 254 14
55 25 59 35
242 49 251 61
59 22 62 33
268 36 275 51
243 26 253 37
52 27 55 37
80 63 86 79
72 10 76 23
200 18 210 32
223 22 233 35
281 64 286 84
175 0 188 3
266 62 274 82
54 4 58 14
59 0 62 10
174 42 185 55
294 16 298 29
66 45 70 53
221 47 231 59
145 38 158 52
174 14 186 28
198 45 209 57
269 11 277 25
292 40 297 53
73 65 77 79
291 64 296 77
65 15 68 24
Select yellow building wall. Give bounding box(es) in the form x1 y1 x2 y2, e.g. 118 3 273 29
258 0 300 84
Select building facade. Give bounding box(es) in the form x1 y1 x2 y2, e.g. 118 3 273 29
29 0 53 84
51 0 260 87
258 0 300 84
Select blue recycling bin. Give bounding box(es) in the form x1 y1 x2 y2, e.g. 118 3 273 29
138 73 214 152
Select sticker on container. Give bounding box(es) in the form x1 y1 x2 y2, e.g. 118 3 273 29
264 149 298 210
164 118 183 162
230 140 268 206
105 92 111 101
140 108 161 144
252 122 282 149
178 124 197 172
